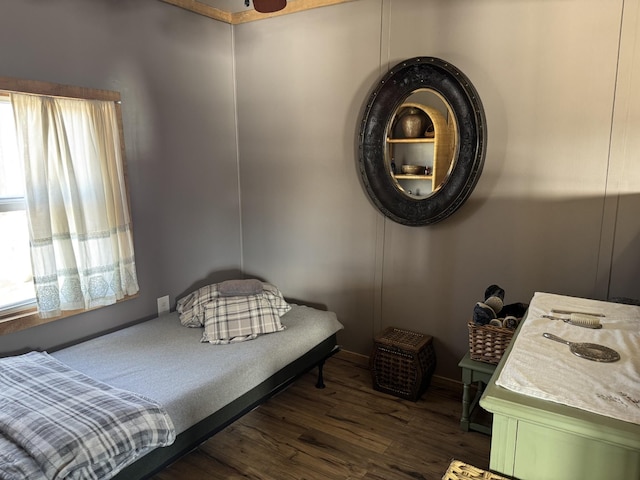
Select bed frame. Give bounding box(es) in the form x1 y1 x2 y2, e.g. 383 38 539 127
112 335 340 479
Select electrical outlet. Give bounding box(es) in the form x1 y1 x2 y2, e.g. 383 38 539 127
157 295 170 316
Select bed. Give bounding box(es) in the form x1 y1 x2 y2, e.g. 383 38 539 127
0 286 343 479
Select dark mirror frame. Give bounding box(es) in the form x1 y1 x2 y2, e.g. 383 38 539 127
358 57 487 226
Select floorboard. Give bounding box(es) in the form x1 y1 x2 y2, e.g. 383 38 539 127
151 350 491 480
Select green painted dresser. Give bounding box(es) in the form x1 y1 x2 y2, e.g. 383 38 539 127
480 294 640 480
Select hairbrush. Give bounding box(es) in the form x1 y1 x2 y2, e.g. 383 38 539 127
542 313 602 329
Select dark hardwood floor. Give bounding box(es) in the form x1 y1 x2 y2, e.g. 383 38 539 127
151 351 491 480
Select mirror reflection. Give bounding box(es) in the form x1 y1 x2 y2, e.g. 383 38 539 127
386 90 458 199
358 56 486 226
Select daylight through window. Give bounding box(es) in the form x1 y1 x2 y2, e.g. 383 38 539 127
0 97 35 314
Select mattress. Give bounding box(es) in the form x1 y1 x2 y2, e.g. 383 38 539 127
52 305 343 435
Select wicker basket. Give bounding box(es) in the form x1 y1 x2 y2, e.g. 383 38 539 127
468 321 514 365
370 327 436 401
442 460 509 480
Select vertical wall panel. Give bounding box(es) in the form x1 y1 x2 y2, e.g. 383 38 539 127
380 0 624 374
235 1 384 354
605 0 640 302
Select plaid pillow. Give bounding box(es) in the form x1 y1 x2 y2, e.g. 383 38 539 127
176 283 219 327
177 282 290 327
201 294 286 344
263 283 292 316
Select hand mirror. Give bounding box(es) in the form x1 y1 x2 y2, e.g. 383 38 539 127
542 333 621 362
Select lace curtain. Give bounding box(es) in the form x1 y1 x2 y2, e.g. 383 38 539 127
11 93 139 318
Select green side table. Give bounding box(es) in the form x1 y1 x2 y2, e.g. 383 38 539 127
458 352 496 434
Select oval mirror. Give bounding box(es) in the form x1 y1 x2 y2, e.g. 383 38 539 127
358 57 486 226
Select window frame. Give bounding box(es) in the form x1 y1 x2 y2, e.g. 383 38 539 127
0 77 137 335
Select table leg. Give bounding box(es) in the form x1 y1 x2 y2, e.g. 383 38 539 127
461 377 471 431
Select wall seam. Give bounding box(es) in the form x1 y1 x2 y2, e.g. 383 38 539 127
230 24 244 273
373 0 392 336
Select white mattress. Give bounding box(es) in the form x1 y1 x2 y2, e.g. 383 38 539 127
52 305 343 434
496 292 640 425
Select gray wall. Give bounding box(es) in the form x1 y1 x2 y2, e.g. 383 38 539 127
0 1 241 353
1 0 640 380
235 0 640 377
234 0 383 356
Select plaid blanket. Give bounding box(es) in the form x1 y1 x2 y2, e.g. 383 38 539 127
0 352 175 480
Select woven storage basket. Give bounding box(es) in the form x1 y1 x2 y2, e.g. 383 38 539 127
370 327 436 401
442 460 509 480
468 321 514 365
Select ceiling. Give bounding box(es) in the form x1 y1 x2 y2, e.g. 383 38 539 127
198 0 256 14
160 0 354 24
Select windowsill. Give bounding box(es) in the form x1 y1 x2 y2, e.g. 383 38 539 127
0 294 139 336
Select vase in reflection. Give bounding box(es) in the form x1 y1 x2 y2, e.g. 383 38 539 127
400 108 427 138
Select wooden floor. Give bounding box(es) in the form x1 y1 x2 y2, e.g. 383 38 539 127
151 351 491 480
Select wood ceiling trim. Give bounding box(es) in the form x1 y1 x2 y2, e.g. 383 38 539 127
160 0 233 24
161 0 356 24
231 0 357 24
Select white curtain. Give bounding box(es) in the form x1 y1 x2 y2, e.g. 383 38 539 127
11 93 139 318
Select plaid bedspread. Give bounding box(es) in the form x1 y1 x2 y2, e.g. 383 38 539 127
0 351 175 480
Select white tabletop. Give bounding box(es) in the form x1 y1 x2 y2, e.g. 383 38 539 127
496 292 640 425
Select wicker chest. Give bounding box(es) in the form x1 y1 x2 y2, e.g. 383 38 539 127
370 327 436 401
443 460 509 480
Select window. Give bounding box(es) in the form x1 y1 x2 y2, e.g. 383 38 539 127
0 97 35 315
0 79 139 334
